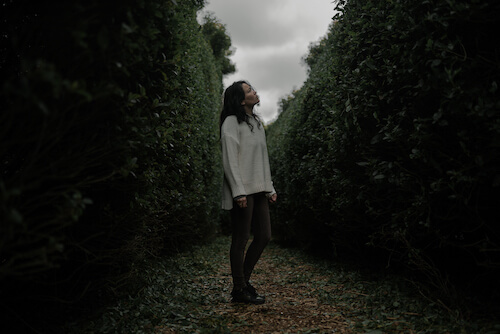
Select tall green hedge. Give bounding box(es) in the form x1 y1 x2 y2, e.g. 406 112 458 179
267 0 500 305
1 0 228 331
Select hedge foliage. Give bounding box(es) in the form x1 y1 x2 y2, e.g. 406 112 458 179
1 0 229 331
267 0 500 304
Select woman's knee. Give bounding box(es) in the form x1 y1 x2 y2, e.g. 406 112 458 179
254 231 271 245
232 233 250 249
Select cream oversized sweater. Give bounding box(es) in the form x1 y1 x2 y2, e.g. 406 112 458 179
221 115 276 210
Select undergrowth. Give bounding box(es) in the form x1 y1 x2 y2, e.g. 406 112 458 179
64 236 500 333
64 237 236 333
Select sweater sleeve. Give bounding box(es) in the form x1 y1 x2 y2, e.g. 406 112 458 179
267 182 277 197
221 118 246 199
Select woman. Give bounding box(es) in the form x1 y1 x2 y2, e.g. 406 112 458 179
220 80 277 304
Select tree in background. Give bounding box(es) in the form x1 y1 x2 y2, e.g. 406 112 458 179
201 12 236 75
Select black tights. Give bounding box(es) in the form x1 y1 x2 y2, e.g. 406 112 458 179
230 193 271 289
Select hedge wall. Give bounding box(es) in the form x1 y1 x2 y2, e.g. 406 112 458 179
1 0 227 331
267 0 500 305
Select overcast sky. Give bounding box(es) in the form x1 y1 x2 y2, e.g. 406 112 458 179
199 0 337 124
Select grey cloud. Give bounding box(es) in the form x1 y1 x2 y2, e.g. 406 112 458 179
243 54 306 91
204 0 336 123
202 0 303 48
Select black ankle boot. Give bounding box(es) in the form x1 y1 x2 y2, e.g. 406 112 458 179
245 282 265 300
231 286 265 304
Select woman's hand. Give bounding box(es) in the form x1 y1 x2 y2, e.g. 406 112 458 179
236 196 247 208
268 193 277 204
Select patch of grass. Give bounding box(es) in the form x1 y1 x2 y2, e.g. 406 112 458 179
265 243 499 334
64 237 237 333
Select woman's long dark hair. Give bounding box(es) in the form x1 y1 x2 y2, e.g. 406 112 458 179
219 80 261 137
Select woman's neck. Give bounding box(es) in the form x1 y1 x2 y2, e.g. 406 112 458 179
243 105 254 116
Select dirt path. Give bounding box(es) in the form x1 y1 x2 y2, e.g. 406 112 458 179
149 237 492 333
206 244 351 333
71 236 492 333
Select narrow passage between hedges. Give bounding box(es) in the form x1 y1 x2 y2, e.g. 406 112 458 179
66 236 494 334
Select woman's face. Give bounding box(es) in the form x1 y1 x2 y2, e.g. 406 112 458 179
241 83 259 108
